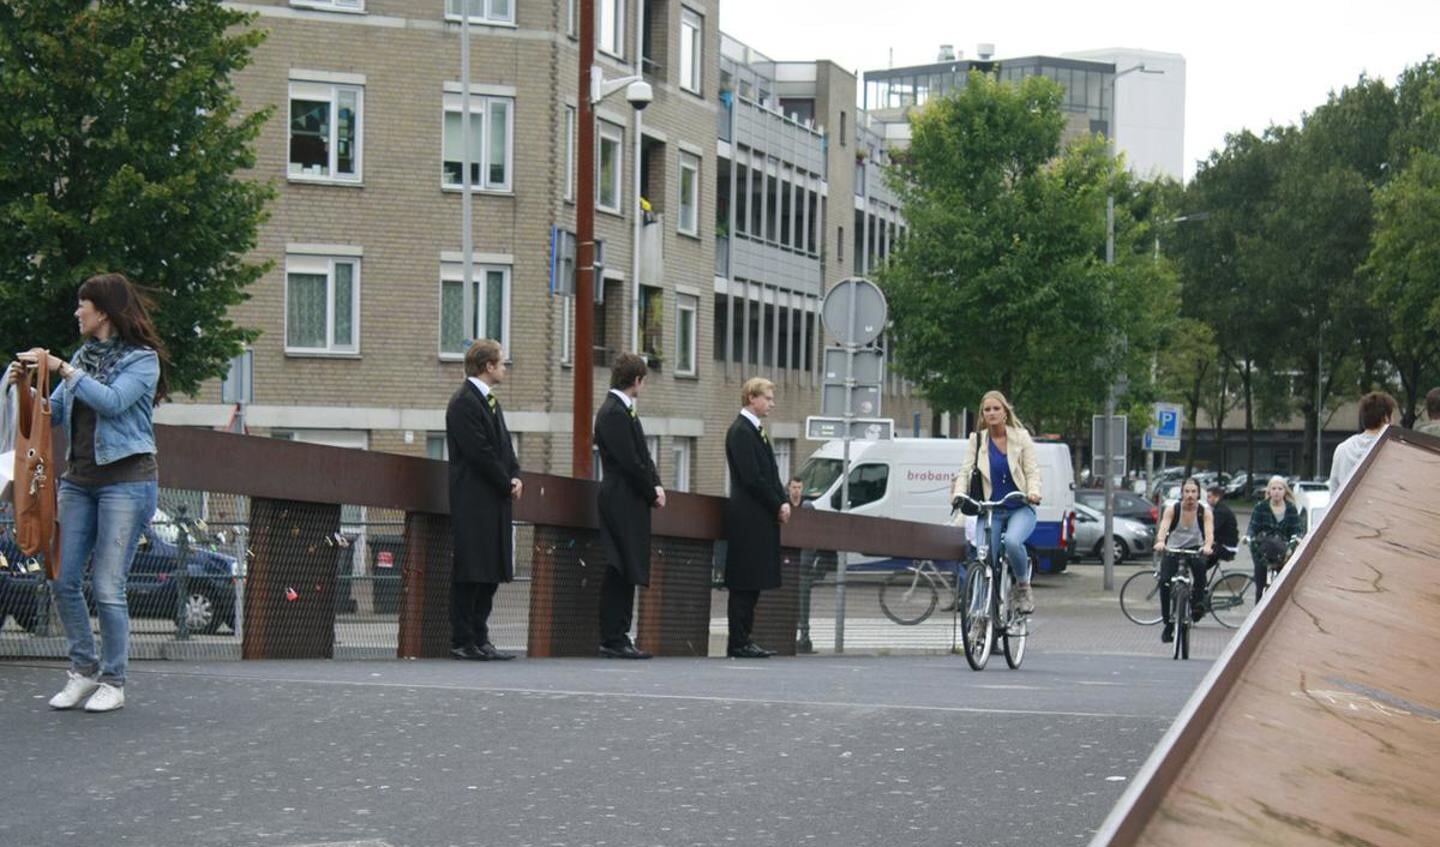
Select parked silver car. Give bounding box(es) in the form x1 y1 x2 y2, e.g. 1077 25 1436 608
1070 502 1155 563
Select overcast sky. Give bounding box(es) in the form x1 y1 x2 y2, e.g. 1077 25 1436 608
718 0 1440 181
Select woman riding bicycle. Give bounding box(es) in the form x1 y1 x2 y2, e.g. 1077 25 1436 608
1248 475 1301 603
950 390 1042 615
1152 477 1214 644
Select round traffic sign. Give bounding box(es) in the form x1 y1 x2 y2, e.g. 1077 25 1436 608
821 277 887 346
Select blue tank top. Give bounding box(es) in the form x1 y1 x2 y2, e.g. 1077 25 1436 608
988 437 1021 508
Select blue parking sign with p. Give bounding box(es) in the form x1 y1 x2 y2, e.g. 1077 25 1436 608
1158 408 1179 438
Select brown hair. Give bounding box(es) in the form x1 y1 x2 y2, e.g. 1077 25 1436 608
464 338 503 377
741 377 775 406
78 273 170 400
1426 386 1440 417
1358 390 1397 430
610 352 648 390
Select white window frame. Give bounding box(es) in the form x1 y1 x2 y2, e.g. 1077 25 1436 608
677 150 700 236
284 256 361 355
442 93 513 192
598 0 625 59
646 434 660 473
439 263 512 358
288 81 364 184
566 0 577 37
597 120 624 213
291 0 364 12
564 105 576 202
444 0 516 26
560 295 576 365
672 438 692 492
679 8 703 95
774 439 792 483
675 293 698 376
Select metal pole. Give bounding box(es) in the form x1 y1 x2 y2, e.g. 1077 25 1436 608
460 8 475 351
175 506 191 640
630 0 644 352
1102 195 1116 591
1315 346 1323 479
573 0 597 479
834 284 859 654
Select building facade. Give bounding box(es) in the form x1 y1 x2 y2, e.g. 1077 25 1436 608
164 0 930 494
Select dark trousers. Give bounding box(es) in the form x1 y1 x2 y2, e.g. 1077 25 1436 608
1254 560 1276 604
450 581 499 648
727 589 760 649
1158 555 1207 624
599 566 637 647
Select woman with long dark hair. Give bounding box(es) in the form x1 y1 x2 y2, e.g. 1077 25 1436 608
7 273 169 712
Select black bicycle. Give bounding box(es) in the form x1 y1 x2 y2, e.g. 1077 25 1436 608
953 491 1030 671
1162 545 1205 660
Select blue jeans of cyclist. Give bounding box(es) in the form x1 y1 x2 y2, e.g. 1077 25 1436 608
980 505 1036 583
52 479 157 687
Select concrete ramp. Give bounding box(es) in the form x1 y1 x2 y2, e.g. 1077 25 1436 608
1092 427 1440 847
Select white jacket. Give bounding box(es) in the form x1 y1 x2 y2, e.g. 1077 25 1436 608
1328 430 1382 495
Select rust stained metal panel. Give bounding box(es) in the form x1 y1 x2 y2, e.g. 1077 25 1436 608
1094 428 1440 847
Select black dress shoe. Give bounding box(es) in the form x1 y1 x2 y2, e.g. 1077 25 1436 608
796 638 815 654
1161 623 1175 644
451 645 484 661
750 642 778 657
476 642 515 661
599 642 653 659
727 643 770 659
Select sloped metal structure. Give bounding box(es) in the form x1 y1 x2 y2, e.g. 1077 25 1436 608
1092 427 1440 846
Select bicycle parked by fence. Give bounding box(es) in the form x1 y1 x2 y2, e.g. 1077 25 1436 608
1119 555 1256 629
877 558 965 626
953 490 1030 671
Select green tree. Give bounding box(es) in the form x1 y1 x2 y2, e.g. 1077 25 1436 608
1365 149 1440 425
0 0 272 395
879 71 1172 445
1154 318 1218 475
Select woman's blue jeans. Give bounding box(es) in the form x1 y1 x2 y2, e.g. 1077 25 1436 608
980 505 1037 583
51 479 157 687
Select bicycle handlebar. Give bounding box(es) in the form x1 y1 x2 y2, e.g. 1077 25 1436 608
951 491 1029 511
1163 545 1205 555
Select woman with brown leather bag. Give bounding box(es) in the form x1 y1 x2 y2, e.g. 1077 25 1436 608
7 273 169 713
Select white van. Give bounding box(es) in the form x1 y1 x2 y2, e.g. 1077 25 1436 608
795 437 1076 574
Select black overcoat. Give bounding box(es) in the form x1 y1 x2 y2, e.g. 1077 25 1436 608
446 381 520 583
594 392 661 585
723 414 786 591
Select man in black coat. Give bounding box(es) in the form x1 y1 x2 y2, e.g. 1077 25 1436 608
724 377 790 658
445 339 521 661
1203 484 1238 618
594 352 665 659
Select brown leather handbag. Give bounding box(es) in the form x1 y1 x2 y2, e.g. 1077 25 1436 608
14 352 61 579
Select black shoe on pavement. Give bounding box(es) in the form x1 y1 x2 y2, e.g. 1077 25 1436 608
451 645 485 661
727 643 770 659
1161 623 1175 644
599 642 652 659
751 642 778 657
476 642 515 661
796 638 815 654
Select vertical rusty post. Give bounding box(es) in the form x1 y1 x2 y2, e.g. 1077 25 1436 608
398 511 453 659
243 498 341 660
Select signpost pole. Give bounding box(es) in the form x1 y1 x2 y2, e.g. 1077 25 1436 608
833 285 859 655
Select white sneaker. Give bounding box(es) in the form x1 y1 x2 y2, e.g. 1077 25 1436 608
49 671 100 710
83 683 125 713
1013 584 1036 615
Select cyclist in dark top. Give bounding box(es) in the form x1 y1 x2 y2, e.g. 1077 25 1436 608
1248 476 1302 603
1205 485 1239 568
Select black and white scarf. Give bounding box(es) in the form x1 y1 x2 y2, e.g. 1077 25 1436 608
74 337 131 386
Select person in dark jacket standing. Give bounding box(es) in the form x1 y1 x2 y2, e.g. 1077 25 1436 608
446 339 521 661
594 352 665 659
724 378 790 658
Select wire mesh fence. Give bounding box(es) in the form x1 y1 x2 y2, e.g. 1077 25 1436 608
1 488 970 661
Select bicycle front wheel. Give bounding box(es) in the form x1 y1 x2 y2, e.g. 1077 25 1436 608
1171 583 1190 661
960 564 993 671
1209 571 1256 629
879 567 940 626
1120 570 1163 626
1001 570 1027 669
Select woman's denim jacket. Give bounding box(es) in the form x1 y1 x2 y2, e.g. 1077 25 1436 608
48 347 159 465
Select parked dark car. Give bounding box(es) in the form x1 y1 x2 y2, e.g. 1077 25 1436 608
0 513 238 635
1075 489 1159 526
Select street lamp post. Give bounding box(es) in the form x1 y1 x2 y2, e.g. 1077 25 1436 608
573 0 652 479
1101 62 1164 591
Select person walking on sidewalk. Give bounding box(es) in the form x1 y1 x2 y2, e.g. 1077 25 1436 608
951 390 1043 616
7 273 168 713
723 378 789 658
445 339 521 661
594 353 665 659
